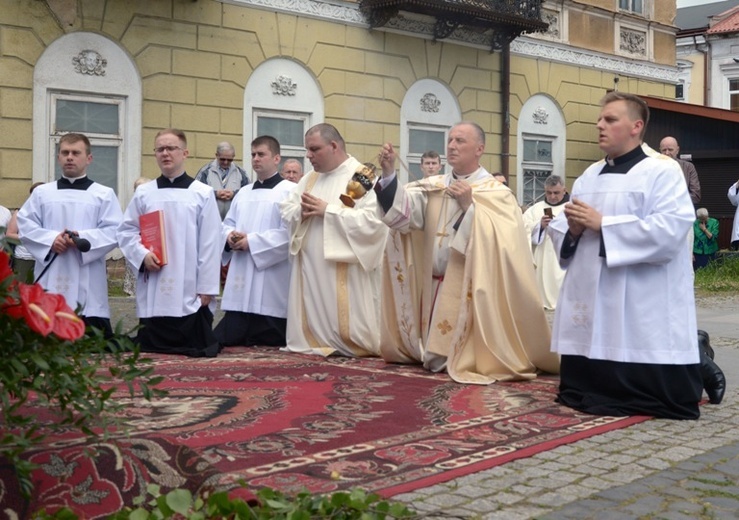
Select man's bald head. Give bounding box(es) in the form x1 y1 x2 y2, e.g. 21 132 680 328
659 136 680 159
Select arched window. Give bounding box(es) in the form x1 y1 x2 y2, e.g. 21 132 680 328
516 95 566 206
33 33 142 205
244 59 324 179
400 79 461 183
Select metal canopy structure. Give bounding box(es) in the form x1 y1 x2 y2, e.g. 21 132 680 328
359 0 548 51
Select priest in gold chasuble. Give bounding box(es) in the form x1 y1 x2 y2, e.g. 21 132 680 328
375 122 559 384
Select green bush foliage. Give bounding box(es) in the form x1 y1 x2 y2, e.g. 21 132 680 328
694 254 739 293
0 241 163 497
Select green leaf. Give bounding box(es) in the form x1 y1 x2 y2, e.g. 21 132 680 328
166 488 193 515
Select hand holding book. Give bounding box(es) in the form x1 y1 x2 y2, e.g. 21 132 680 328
140 210 168 267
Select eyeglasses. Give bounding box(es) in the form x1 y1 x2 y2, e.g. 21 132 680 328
217 156 235 163
154 146 183 154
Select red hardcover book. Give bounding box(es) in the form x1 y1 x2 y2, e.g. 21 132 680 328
139 210 168 266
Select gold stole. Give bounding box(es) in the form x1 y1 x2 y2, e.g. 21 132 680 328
297 171 367 357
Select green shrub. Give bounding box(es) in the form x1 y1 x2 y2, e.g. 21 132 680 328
0 243 163 497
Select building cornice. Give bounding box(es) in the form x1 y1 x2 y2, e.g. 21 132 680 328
512 38 678 83
219 0 678 83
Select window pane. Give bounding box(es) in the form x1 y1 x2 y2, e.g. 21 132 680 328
409 129 445 155
56 100 119 134
407 162 424 182
730 79 739 91
537 141 552 161
257 117 304 147
55 144 118 194
523 139 553 163
522 169 551 206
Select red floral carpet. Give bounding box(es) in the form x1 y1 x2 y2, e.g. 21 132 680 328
2 347 649 518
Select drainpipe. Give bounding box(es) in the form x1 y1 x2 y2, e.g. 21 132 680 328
501 41 511 183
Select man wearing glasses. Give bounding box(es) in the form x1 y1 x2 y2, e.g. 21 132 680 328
195 141 249 220
117 129 222 357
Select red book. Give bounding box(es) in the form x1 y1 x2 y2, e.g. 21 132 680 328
139 210 168 266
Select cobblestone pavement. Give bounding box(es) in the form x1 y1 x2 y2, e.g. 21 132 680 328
109 295 739 520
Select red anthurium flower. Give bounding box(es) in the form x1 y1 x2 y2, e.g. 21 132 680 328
49 293 85 341
0 250 13 283
4 283 56 337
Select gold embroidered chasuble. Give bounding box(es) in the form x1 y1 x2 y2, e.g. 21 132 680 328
381 172 560 384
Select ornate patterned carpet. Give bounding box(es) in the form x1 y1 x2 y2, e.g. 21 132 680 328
2 347 648 518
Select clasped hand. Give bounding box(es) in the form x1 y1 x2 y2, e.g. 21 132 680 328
301 193 327 220
563 198 602 237
228 231 248 251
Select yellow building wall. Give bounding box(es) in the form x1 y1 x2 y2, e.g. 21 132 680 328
0 0 677 207
568 11 614 55
654 30 676 66
509 55 674 189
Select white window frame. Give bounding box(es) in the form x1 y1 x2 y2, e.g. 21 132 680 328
33 32 141 206
516 94 566 206
618 0 644 15
244 59 324 181
400 79 461 184
48 92 124 192
253 109 311 166
405 123 449 182
521 136 555 206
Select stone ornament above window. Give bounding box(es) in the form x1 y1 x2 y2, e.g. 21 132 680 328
542 11 559 39
271 75 297 96
620 28 646 56
533 107 549 125
420 93 441 113
72 50 107 76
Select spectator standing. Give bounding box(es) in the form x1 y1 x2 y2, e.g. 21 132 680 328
549 92 724 419
420 150 442 178
280 159 304 183
195 141 249 220
659 136 701 205
17 133 122 337
521 175 569 310
693 208 719 270
117 129 222 357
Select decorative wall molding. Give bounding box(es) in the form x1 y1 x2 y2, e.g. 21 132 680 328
72 50 107 76
541 10 559 39
220 0 366 25
220 0 678 83
420 93 441 112
533 106 549 124
620 28 647 56
271 74 297 96
511 39 678 83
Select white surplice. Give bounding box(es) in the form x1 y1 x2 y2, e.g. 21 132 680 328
280 156 389 357
117 177 222 318
522 200 566 310
548 155 698 365
17 180 122 318
220 178 295 317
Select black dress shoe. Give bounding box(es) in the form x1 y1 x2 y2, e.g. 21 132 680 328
698 329 714 360
700 348 726 405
